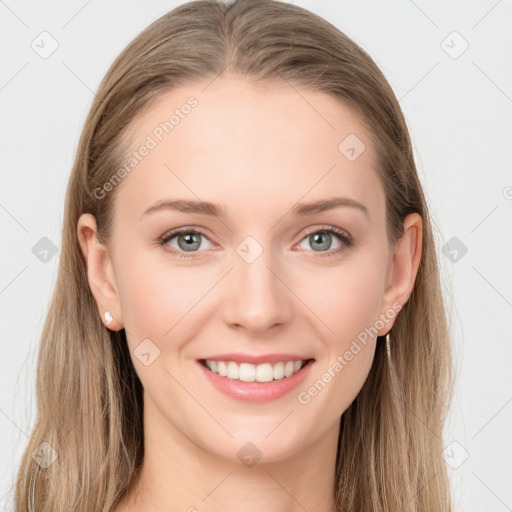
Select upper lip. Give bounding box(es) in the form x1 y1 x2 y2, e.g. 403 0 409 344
199 353 314 365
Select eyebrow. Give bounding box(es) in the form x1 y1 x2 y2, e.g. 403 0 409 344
141 197 369 220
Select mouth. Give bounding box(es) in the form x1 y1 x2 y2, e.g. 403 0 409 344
198 358 315 383
197 356 316 402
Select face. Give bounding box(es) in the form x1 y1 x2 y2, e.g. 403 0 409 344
82 75 409 465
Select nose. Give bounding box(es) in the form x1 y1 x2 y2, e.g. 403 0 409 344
221 245 294 334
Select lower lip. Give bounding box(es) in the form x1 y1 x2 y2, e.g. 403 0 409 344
197 359 315 403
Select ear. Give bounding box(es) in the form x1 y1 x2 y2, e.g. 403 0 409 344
377 212 423 336
76 213 124 331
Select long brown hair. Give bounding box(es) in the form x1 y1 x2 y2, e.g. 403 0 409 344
14 1 454 510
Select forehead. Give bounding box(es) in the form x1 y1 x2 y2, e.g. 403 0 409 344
114 75 385 224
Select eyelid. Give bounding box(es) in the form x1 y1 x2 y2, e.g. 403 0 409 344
300 224 352 242
157 224 353 258
157 226 217 256
158 225 216 245
158 224 351 242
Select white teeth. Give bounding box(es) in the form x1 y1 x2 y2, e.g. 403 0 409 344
204 359 308 382
227 362 238 379
284 361 294 377
256 363 273 382
273 362 285 379
218 361 227 377
239 363 256 382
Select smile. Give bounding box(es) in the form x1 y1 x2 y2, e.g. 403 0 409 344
202 359 308 382
197 358 315 402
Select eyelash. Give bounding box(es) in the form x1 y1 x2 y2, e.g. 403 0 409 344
157 225 353 260
158 226 354 258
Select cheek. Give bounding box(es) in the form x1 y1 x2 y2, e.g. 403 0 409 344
115 248 211 345
117 248 386 330
298 256 387 341
300 266 383 411
114 249 174 336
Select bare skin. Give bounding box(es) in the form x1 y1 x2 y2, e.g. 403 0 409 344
78 74 422 512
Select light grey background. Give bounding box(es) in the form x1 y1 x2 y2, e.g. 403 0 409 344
1 1 511 510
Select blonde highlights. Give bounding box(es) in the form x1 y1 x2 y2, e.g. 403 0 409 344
14 1 454 510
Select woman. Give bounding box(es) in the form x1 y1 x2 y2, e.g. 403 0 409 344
14 0 454 510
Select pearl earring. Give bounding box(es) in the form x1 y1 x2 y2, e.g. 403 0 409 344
104 311 113 325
